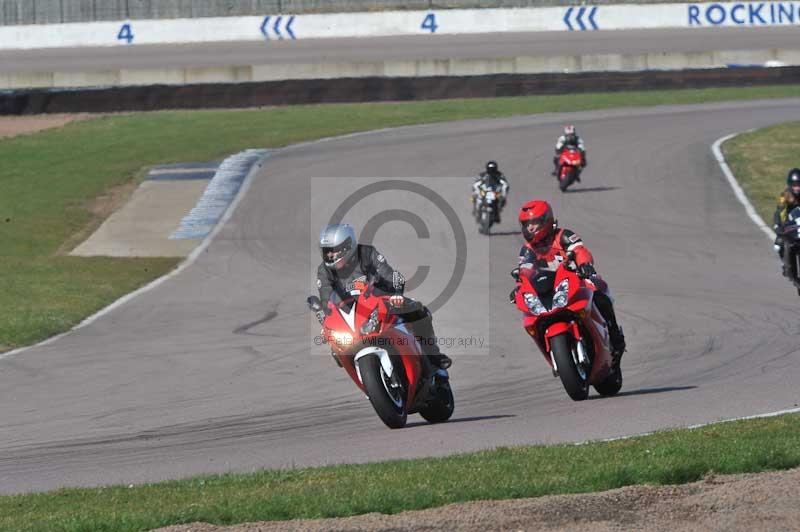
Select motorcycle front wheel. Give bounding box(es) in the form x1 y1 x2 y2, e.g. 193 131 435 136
358 355 408 428
559 169 575 192
550 333 590 401
480 210 493 234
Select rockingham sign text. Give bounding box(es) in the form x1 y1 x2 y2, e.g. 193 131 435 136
689 2 800 25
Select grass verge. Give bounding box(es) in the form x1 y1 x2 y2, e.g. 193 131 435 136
1 413 798 531
3 84 800 350
722 120 800 227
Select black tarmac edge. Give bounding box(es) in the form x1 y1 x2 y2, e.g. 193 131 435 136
2 65 799 115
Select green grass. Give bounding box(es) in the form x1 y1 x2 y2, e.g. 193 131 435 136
3 84 800 350
1 413 798 532
722 121 800 227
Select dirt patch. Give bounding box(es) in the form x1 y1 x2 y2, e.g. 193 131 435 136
153 466 800 532
0 114 88 139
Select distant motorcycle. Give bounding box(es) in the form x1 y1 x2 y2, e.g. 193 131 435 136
474 184 503 235
511 260 622 401
780 205 800 296
556 146 584 192
307 280 454 429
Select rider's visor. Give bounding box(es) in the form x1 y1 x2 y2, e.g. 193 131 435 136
322 238 352 263
522 214 548 232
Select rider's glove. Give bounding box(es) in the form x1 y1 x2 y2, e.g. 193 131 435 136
578 263 596 279
389 294 404 307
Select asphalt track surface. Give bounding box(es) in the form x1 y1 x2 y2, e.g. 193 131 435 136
2 99 800 494
1 27 798 72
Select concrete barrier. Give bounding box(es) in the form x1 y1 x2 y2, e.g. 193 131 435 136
0 0 721 26
2 49 799 90
2 66 799 115
4 2 800 51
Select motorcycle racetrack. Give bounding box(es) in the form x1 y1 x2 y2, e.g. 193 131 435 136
2 99 800 494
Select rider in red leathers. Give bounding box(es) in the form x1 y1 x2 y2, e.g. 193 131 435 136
513 200 626 363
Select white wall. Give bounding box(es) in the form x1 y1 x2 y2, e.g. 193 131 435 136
1 2 799 50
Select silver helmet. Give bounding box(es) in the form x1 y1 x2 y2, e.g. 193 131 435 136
320 223 357 270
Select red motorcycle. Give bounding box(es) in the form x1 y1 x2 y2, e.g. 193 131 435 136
556 146 584 192
511 260 622 401
307 283 454 429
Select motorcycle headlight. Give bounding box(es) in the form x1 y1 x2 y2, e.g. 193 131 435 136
552 279 570 309
331 331 354 346
359 308 380 335
523 293 547 316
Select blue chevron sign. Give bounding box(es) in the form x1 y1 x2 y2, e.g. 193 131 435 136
563 6 599 31
260 15 296 40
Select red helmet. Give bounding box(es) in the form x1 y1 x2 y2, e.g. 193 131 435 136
519 200 555 245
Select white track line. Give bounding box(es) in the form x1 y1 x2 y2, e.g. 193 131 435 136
712 131 776 241
581 407 800 445
0 151 268 361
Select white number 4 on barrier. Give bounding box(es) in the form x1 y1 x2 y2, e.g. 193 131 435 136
117 23 134 44
421 13 438 33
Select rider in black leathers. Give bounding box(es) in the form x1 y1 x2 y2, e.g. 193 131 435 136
472 161 510 223
317 223 452 372
773 169 800 265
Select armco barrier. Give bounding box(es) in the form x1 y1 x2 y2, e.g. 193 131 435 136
2 66 798 115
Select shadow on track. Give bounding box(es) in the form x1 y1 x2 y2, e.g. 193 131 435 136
404 414 516 428
609 385 697 398
563 186 620 194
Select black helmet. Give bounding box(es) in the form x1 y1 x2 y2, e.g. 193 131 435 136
787 168 800 188
485 160 500 177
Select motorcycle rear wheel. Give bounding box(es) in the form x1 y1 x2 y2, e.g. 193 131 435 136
419 380 455 423
550 334 590 401
594 365 623 397
358 355 408 429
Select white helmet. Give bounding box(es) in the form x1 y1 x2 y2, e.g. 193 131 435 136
320 224 357 270
564 124 576 136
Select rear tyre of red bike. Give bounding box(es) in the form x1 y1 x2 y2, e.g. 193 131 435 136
419 380 455 423
358 355 408 429
594 365 623 397
550 333 590 401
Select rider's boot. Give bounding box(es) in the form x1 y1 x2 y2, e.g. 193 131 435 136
593 291 626 365
414 313 452 375
552 155 559 176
